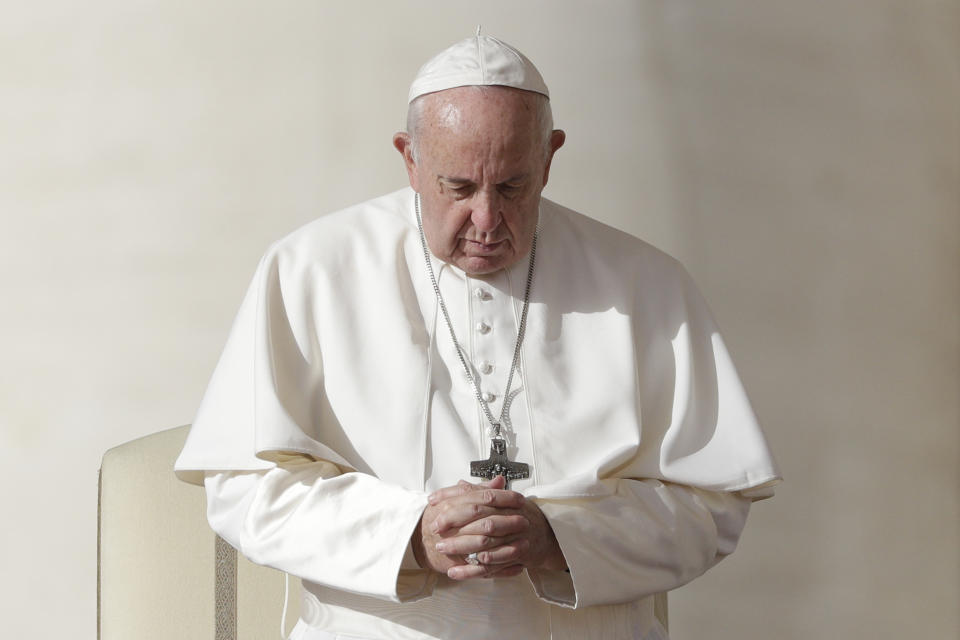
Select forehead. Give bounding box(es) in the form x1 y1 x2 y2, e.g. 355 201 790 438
418 86 541 145
415 87 543 178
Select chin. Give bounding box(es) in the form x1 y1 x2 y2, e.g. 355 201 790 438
458 255 510 276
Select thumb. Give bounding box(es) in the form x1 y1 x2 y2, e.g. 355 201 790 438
485 475 507 490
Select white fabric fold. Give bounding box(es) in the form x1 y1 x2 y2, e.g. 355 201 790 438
205 460 432 603
529 479 750 608
176 187 781 637
176 188 780 495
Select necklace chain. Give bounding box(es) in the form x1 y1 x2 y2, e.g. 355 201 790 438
415 193 536 439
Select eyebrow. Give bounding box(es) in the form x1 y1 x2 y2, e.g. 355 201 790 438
437 174 529 185
438 176 472 185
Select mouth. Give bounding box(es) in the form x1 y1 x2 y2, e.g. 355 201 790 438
464 239 505 254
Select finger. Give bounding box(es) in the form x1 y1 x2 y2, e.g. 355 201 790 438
430 492 526 533
427 475 507 505
428 479 489 505
428 483 473 505
447 562 497 580
486 475 507 490
433 535 484 556
471 539 530 565
428 479 488 504
444 487 525 511
431 504 502 534
436 536 529 562
454 514 530 538
433 533 510 556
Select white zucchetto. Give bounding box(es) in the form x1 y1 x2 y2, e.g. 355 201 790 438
408 27 550 103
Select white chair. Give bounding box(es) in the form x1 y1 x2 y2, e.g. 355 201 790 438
97 425 300 639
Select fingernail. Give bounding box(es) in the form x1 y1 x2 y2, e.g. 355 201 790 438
435 542 446 552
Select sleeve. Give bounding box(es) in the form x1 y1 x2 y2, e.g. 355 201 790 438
203 457 435 603
526 479 751 608
521 258 777 609
175 244 436 602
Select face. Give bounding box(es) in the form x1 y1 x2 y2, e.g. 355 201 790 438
394 86 565 275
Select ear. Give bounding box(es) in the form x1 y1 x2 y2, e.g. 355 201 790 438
392 132 420 192
541 129 566 187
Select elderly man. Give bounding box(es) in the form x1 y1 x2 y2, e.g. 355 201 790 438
176 32 779 640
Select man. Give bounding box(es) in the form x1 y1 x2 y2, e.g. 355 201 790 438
176 32 780 639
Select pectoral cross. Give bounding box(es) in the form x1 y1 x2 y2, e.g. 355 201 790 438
470 436 529 488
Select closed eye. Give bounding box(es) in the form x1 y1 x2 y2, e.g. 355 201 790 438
439 178 475 199
450 185 475 199
498 182 524 196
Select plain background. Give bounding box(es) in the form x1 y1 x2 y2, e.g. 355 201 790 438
1 1 957 638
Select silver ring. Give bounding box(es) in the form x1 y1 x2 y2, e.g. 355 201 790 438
465 552 481 565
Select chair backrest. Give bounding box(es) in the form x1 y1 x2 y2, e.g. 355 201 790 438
97 425 300 639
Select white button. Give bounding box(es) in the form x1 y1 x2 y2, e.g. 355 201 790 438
482 392 496 403
476 322 491 334
475 288 491 301
479 362 494 375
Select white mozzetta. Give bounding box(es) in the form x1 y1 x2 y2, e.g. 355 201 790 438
176 187 780 638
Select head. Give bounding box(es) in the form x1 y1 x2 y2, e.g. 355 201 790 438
393 85 565 275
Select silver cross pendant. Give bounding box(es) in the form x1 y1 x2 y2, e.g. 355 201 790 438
470 436 529 488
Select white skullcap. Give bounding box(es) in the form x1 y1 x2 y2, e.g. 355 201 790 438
408 27 549 103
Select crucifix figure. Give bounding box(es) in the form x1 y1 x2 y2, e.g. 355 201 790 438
470 435 529 488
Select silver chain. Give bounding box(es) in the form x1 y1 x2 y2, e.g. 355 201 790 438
415 192 536 439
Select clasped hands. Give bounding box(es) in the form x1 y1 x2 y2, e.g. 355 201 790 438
412 475 567 580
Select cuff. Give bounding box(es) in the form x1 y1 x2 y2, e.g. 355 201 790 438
394 500 434 602
396 569 439 602
526 568 577 608
527 498 581 607
400 537 420 570
738 480 778 501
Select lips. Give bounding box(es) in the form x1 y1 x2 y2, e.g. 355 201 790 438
464 239 505 254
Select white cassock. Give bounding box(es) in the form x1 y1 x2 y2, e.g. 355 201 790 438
175 187 781 640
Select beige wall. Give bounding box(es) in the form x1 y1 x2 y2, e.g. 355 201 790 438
1 1 956 637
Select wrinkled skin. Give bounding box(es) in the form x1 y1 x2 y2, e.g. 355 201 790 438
393 86 565 276
412 475 568 580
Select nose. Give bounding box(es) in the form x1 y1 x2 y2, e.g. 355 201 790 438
471 190 502 234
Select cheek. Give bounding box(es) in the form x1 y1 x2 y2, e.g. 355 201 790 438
506 200 540 238
422 207 466 255
437 206 470 237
